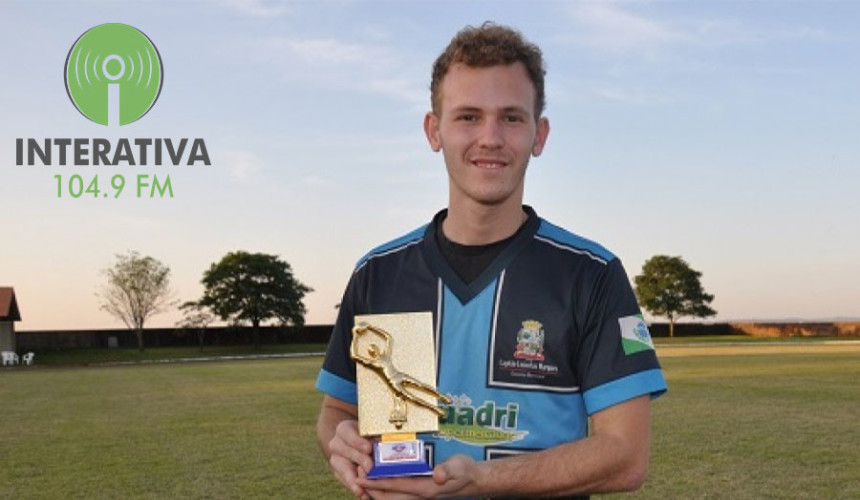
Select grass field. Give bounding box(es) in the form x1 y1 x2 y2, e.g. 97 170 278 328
1 341 858 499
614 342 860 500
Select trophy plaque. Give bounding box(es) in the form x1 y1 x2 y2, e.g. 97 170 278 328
351 312 451 479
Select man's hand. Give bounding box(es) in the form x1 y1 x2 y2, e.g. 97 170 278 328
317 396 374 499
358 454 481 500
353 395 652 499
329 419 375 498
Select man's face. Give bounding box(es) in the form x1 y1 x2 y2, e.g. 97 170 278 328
424 62 549 209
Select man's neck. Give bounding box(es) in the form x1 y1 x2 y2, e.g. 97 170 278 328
442 198 527 245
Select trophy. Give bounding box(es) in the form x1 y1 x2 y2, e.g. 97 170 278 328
351 312 451 479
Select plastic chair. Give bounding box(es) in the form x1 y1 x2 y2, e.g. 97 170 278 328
1 351 18 366
22 352 34 366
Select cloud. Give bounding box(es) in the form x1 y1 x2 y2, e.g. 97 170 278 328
591 86 669 106
691 19 839 47
366 78 428 109
100 212 165 231
281 38 395 68
223 149 260 181
565 2 689 51
546 78 673 107
248 35 426 107
563 2 838 53
220 0 290 18
299 175 333 188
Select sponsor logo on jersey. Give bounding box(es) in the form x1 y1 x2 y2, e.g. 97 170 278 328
436 394 528 446
514 320 545 361
619 314 655 354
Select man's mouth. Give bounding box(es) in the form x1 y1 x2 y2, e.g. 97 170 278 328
470 158 508 169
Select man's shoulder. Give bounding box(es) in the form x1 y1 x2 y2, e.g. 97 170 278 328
354 224 429 271
533 217 618 266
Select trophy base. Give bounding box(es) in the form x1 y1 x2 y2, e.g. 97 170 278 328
367 439 433 479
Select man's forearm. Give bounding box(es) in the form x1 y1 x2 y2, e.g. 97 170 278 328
470 396 650 498
473 431 646 497
316 396 359 459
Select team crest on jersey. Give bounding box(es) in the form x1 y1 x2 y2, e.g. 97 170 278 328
514 320 545 361
436 394 528 446
495 319 562 384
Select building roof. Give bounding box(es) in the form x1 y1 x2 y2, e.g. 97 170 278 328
0 287 21 321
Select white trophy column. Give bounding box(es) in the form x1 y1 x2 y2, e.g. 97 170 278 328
102 54 125 126
108 83 120 127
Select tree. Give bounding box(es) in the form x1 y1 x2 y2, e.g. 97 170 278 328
99 251 175 351
197 251 312 348
634 255 716 337
176 301 216 352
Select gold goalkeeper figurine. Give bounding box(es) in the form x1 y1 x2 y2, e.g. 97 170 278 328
351 322 451 428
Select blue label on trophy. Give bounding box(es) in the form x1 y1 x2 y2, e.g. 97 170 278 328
368 439 433 478
378 440 421 464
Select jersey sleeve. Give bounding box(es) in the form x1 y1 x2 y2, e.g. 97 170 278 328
314 270 364 405
575 259 667 415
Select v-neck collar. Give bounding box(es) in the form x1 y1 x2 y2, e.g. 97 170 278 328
422 206 540 304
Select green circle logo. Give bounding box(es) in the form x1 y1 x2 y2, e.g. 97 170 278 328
64 23 163 126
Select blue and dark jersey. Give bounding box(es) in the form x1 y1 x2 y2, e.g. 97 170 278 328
317 206 667 488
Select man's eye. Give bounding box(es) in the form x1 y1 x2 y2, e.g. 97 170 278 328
458 114 477 122
504 115 523 123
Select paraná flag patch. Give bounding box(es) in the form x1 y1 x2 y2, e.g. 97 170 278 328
619 314 655 355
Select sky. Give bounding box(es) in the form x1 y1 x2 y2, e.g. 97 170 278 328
1 0 858 331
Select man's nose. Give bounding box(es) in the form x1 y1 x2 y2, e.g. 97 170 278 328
478 119 504 149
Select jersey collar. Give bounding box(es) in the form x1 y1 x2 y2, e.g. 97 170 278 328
422 205 541 304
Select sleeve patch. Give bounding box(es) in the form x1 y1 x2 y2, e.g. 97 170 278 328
619 314 654 355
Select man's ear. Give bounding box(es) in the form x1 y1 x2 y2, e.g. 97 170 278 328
532 116 550 157
424 112 442 152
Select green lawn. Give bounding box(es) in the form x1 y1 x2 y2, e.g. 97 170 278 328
1 343 858 499
613 346 860 499
0 358 347 500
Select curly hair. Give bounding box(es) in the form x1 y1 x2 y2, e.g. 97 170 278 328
430 22 546 119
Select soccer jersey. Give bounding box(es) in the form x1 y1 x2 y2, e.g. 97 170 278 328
316 206 667 496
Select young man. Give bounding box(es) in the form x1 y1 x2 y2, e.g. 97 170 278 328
316 23 667 500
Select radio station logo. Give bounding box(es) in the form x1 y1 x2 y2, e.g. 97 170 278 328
15 23 208 201
64 23 163 126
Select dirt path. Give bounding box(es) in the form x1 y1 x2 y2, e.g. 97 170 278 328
656 341 860 357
